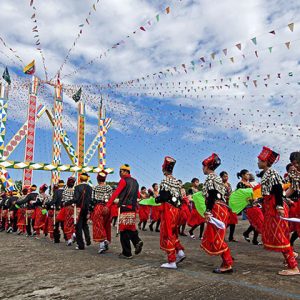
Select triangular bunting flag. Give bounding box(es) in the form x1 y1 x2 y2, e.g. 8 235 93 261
288 23 294 32
72 88 82 102
166 7 170 14
268 47 273 53
200 57 205 63
156 14 160 22
255 50 258 57
140 26 146 31
2 67 11 85
251 37 257 45
223 48 227 56
23 60 35 75
230 57 234 63
269 30 275 35
235 43 242 50
285 41 291 49
211 53 215 59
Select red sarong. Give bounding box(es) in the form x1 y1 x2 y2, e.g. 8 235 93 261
246 206 264 234
119 211 136 231
227 211 238 225
34 207 46 234
110 203 118 220
262 195 291 252
139 205 150 222
160 203 184 263
151 206 162 222
188 207 205 227
91 204 111 242
201 203 230 256
288 202 298 232
178 202 191 226
17 208 26 232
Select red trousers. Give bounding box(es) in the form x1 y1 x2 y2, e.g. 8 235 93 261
57 206 76 240
151 206 162 222
201 203 233 268
160 203 184 263
262 195 297 269
17 209 26 233
188 207 205 227
91 204 111 242
178 203 191 226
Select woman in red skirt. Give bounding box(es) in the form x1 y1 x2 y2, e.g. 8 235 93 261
178 188 191 236
187 178 205 239
258 146 299 276
220 171 237 242
138 187 150 231
149 183 162 232
286 153 300 253
201 153 233 274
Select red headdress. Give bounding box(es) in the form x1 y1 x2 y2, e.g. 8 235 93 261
67 177 76 187
39 184 48 193
202 153 221 170
162 156 176 173
258 146 280 165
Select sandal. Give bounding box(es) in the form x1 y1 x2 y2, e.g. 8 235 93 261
278 269 300 276
213 267 233 274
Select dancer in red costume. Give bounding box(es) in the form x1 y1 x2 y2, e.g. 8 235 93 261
286 152 300 252
187 178 205 240
16 187 29 235
138 187 150 231
201 153 233 274
149 183 161 232
258 146 299 276
91 172 112 254
178 188 191 236
33 184 49 238
220 171 237 242
155 156 185 269
57 177 76 246
107 164 143 259
236 169 263 245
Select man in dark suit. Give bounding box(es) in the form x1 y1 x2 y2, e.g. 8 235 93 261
69 173 92 250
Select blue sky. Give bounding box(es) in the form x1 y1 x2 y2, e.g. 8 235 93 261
1 0 300 189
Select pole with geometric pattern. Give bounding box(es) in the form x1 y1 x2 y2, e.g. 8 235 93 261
22 76 39 186
51 80 63 185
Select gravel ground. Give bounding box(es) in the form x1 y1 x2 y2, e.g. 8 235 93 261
0 220 300 300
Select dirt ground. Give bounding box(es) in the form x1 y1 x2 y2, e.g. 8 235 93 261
0 220 300 300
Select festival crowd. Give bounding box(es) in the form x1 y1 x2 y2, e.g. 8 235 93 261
1 147 300 276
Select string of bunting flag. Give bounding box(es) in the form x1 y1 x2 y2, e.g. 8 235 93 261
29 3 48 81
61 5 172 79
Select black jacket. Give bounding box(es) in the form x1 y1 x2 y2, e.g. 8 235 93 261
72 183 92 211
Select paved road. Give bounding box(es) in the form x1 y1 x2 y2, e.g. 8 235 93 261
0 220 300 299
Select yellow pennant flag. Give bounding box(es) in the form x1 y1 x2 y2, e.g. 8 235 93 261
23 60 35 75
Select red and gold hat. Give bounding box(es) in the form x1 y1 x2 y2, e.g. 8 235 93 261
97 171 107 182
202 153 221 170
162 156 176 173
258 146 280 165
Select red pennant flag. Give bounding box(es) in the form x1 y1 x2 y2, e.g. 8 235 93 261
269 30 275 35
166 7 170 14
140 26 146 31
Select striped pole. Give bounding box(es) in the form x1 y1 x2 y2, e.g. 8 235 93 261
51 81 63 185
22 76 39 186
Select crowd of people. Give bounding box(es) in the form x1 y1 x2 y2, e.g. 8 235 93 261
0 147 300 276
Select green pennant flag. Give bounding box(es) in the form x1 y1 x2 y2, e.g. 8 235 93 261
72 87 82 102
139 197 161 206
229 188 253 214
191 192 206 217
2 67 11 85
268 47 273 53
251 37 257 45
156 14 160 22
